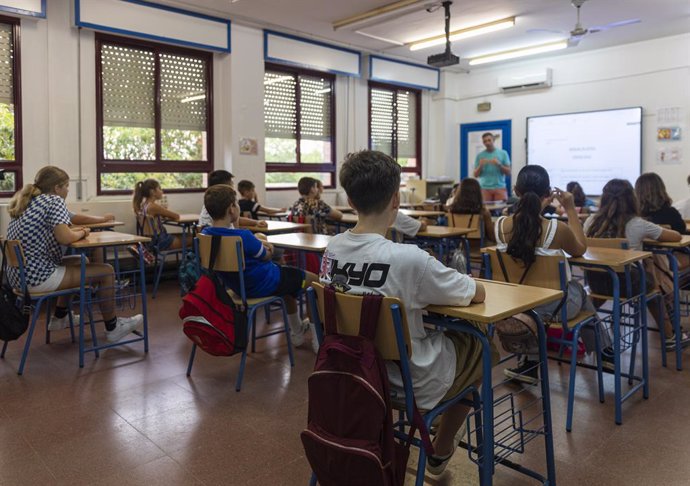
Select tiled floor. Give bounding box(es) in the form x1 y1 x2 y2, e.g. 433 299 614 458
2 280 690 486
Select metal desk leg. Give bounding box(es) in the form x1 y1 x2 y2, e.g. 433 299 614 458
138 242 150 353
605 267 623 425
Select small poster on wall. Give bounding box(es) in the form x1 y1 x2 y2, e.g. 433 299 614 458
657 127 682 141
239 138 258 155
657 147 682 164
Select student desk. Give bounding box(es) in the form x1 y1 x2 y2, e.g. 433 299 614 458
569 247 652 425
78 221 125 231
332 205 356 214
413 225 473 263
425 279 561 486
399 209 445 219
164 214 199 252
266 233 331 253
643 235 690 370
257 210 289 220
240 221 312 234
69 232 151 368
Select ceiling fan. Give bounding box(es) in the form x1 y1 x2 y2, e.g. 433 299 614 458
529 0 641 47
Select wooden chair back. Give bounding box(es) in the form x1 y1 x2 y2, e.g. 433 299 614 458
447 212 482 239
1 239 25 269
310 282 412 360
198 234 244 272
485 247 565 291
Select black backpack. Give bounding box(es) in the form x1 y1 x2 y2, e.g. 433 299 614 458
0 241 30 341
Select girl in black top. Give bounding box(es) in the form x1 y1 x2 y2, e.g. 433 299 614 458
635 172 687 234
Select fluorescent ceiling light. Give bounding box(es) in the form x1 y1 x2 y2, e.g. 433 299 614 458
410 17 515 51
333 0 426 31
468 40 568 65
181 94 206 103
355 30 405 46
263 75 292 86
312 88 332 95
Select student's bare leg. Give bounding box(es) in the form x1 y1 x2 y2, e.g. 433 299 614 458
58 264 117 322
433 379 480 456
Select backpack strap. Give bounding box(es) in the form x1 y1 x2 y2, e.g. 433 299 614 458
208 234 222 273
323 284 338 335
358 293 382 341
495 250 533 285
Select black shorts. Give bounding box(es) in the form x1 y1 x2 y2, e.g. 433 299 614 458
272 265 306 297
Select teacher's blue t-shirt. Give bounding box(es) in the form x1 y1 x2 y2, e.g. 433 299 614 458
474 149 511 190
201 226 281 297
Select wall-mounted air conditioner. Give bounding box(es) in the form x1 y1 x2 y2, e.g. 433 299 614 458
498 68 552 93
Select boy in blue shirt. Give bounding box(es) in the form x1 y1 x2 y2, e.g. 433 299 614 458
201 184 318 351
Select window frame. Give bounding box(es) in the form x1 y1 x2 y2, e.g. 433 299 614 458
264 62 336 191
368 81 421 178
95 33 214 195
0 15 22 197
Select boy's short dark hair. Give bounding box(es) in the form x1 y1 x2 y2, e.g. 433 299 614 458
237 180 255 195
298 177 316 196
687 174 690 185
204 184 236 220
339 150 401 215
208 170 234 187
482 132 494 140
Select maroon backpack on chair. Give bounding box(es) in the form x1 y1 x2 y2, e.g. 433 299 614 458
301 285 431 486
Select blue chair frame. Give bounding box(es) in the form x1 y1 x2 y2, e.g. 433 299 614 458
483 251 604 431
305 286 558 486
137 215 184 299
186 235 295 391
0 241 98 375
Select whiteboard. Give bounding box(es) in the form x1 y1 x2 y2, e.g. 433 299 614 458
527 107 642 196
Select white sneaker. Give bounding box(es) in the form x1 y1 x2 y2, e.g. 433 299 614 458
289 319 309 347
105 315 143 343
309 321 320 354
48 314 79 331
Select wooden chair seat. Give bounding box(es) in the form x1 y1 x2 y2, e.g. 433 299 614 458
548 310 597 331
227 289 280 307
13 286 84 298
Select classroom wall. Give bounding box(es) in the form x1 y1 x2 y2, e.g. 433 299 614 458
3 0 433 221
428 33 690 201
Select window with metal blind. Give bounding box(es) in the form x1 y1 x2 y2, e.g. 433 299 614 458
96 34 213 194
264 64 335 190
368 82 421 178
0 16 21 195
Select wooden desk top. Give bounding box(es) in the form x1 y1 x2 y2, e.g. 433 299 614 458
416 226 473 238
77 221 125 230
399 209 445 218
426 279 562 323
332 205 356 213
257 210 289 219
267 233 332 252
569 247 651 267
338 214 359 225
70 232 150 249
173 214 200 224
644 235 690 249
240 221 312 234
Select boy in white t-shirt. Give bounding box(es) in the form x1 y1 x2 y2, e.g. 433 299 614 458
319 150 496 475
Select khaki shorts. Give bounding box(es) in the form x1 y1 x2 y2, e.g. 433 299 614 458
441 329 500 401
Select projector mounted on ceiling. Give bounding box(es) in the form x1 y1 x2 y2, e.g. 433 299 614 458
427 1 459 68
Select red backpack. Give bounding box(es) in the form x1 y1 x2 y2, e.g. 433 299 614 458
301 286 432 486
179 235 247 356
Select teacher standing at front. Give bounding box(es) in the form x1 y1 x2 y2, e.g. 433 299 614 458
473 132 511 201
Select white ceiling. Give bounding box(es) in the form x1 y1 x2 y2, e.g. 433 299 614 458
157 0 690 70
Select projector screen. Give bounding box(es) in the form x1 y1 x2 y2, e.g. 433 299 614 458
527 107 642 196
